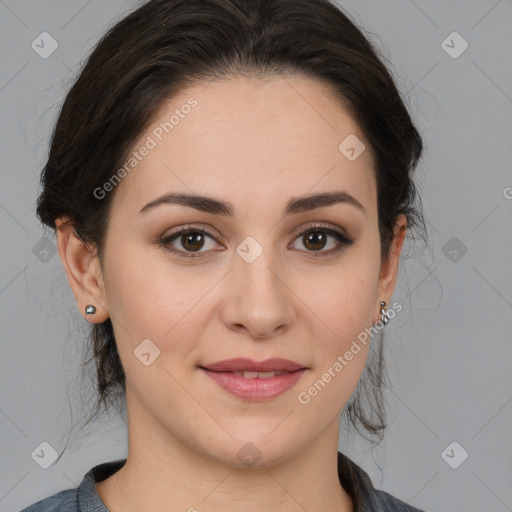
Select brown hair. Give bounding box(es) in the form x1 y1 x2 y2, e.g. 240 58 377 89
36 0 426 453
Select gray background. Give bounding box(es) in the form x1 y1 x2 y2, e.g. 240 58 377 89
1 1 511 511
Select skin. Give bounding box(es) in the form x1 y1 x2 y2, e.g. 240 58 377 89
55 75 406 512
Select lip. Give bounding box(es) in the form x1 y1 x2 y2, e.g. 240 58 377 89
199 358 308 401
200 367 307 401
200 358 306 372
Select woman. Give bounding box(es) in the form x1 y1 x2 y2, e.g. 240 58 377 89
21 0 428 510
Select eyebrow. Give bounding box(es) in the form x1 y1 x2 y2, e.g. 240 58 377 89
138 191 366 217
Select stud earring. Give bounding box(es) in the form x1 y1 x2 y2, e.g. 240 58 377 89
380 301 390 326
85 304 96 315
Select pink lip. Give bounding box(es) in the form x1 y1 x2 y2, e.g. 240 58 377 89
200 367 307 401
199 358 308 401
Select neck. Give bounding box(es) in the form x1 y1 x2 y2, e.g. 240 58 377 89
95 416 353 512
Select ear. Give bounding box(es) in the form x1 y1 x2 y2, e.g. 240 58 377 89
374 214 407 322
55 216 109 324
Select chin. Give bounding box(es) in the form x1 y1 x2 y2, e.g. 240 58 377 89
200 434 301 470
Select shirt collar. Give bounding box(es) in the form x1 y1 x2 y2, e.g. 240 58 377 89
337 450 379 511
78 451 377 512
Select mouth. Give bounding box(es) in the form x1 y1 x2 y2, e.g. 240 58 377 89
198 359 308 401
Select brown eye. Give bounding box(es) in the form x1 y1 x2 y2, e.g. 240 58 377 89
302 230 328 251
180 231 206 252
290 224 354 258
160 227 219 258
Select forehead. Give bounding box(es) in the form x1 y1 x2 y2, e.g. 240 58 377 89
111 75 376 217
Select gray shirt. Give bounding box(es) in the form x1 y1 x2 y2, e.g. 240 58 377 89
19 451 426 511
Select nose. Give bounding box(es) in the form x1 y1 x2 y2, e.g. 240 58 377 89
221 247 296 339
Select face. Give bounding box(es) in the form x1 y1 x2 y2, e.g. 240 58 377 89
58 75 405 468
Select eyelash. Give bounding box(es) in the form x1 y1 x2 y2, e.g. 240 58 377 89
158 223 354 259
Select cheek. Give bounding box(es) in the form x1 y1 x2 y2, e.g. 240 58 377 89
102 242 216 369
296 311 372 419
102 242 182 339
294 262 377 344
291 254 378 396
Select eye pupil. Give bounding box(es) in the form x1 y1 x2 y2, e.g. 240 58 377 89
303 231 326 251
182 232 204 251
